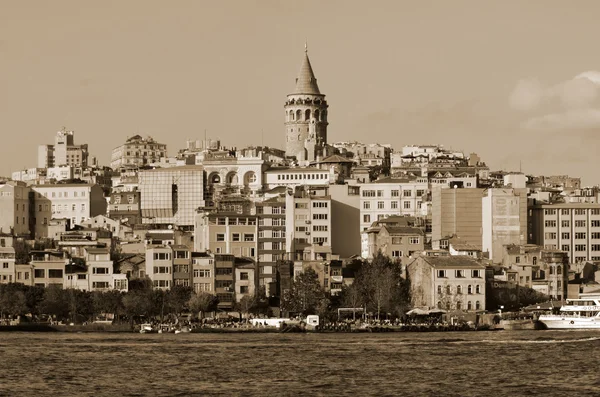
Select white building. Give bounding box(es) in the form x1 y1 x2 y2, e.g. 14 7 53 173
0 247 16 284
264 167 330 190
31 184 107 237
285 186 332 261
482 188 527 263
359 176 428 258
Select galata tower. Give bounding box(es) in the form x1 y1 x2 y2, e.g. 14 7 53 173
284 45 328 162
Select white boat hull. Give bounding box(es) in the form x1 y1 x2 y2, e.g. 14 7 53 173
538 315 600 329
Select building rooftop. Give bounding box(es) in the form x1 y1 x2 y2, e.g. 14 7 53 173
291 48 321 96
421 255 485 269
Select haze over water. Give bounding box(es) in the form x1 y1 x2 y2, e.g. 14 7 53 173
1 331 599 396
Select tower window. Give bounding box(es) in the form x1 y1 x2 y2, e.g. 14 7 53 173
305 109 311 120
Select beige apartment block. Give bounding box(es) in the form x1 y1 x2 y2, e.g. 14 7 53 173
0 181 30 236
31 183 107 237
285 186 332 261
359 176 428 258
482 188 527 263
0 247 16 284
529 203 600 263
110 135 167 169
431 186 484 250
407 255 486 312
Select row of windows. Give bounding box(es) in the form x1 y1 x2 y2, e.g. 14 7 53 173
194 283 212 292
153 252 171 261
437 269 481 278
390 237 421 245
438 301 482 311
50 204 86 212
437 284 482 295
216 233 255 242
363 201 415 210
313 202 328 208
215 218 257 226
276 173 327 181
546 220 591 228
43 190 87 198
545 208 600 215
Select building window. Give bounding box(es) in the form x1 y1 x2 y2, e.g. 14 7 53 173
468 285 473 294
545 220 557 228
437 270 446 278
391 250 401 257
363 215 371 223
575 220 586 228
216 233 225 242
363 201 371 209
476 285 481 294
409 237 420 244
244 233 255 242
456 285 463 294
472 269 481 278
377 201 384 209
240 272 249 280
561 220 570 227
475 301 481 310
403 190 412 197
391 190 399 197
455 270 465 278
391 201 398 209
403 201 411 209
232 233 240 242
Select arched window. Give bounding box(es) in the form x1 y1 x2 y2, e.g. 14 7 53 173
226 172 238 185
244 172 257 186
305 109 311 120
289 110 294 121
476 285 481 294
549 266 554 275
475 301 481 310
467 301 472 311
322 110 327 121
557 265 562 274
446 285 451 295
314 109 320 121
532 256 537 265
209 173 221 184
468 285 473 294
437 285 442 295
457 285 463 295
437 301 442 309
456 301 462 310
296 109 302 121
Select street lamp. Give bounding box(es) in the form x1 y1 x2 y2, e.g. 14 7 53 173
499 305 504 317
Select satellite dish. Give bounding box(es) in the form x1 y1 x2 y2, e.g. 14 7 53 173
168 225 173 230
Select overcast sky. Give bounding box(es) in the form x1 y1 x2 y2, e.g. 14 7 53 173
2 1 600 184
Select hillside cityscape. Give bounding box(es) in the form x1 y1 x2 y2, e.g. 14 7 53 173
1 48 599 326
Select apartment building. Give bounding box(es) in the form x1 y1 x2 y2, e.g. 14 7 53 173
285 186 332 262
31 250 67 288
431 186 484 250
359 176 428 258
110 135 167 169
482 188 527 263
0 247 16 284
146 245 173 290
194 213 258 259
263 167 330 190
108 190 141 226
529 203 600 263
235 258 256 302
0 181 30 236
407 255 486 312
256 195 286 294
31 183 107 237
38 129 89 168
172 245 192 288
215 254 235 311
366 223 425 262
139 165 204 229
192 252 214 294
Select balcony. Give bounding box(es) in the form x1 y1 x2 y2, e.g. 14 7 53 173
330 275 343 283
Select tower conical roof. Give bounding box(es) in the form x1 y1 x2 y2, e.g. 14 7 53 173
292 49 321 95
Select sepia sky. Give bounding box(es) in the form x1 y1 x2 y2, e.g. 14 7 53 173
2 0 600 184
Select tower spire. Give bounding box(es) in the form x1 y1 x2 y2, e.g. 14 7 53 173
305 40 307 53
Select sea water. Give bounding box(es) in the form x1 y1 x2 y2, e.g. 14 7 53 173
1 330 599 396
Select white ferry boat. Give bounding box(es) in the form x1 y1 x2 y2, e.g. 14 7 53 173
537 295 600 329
